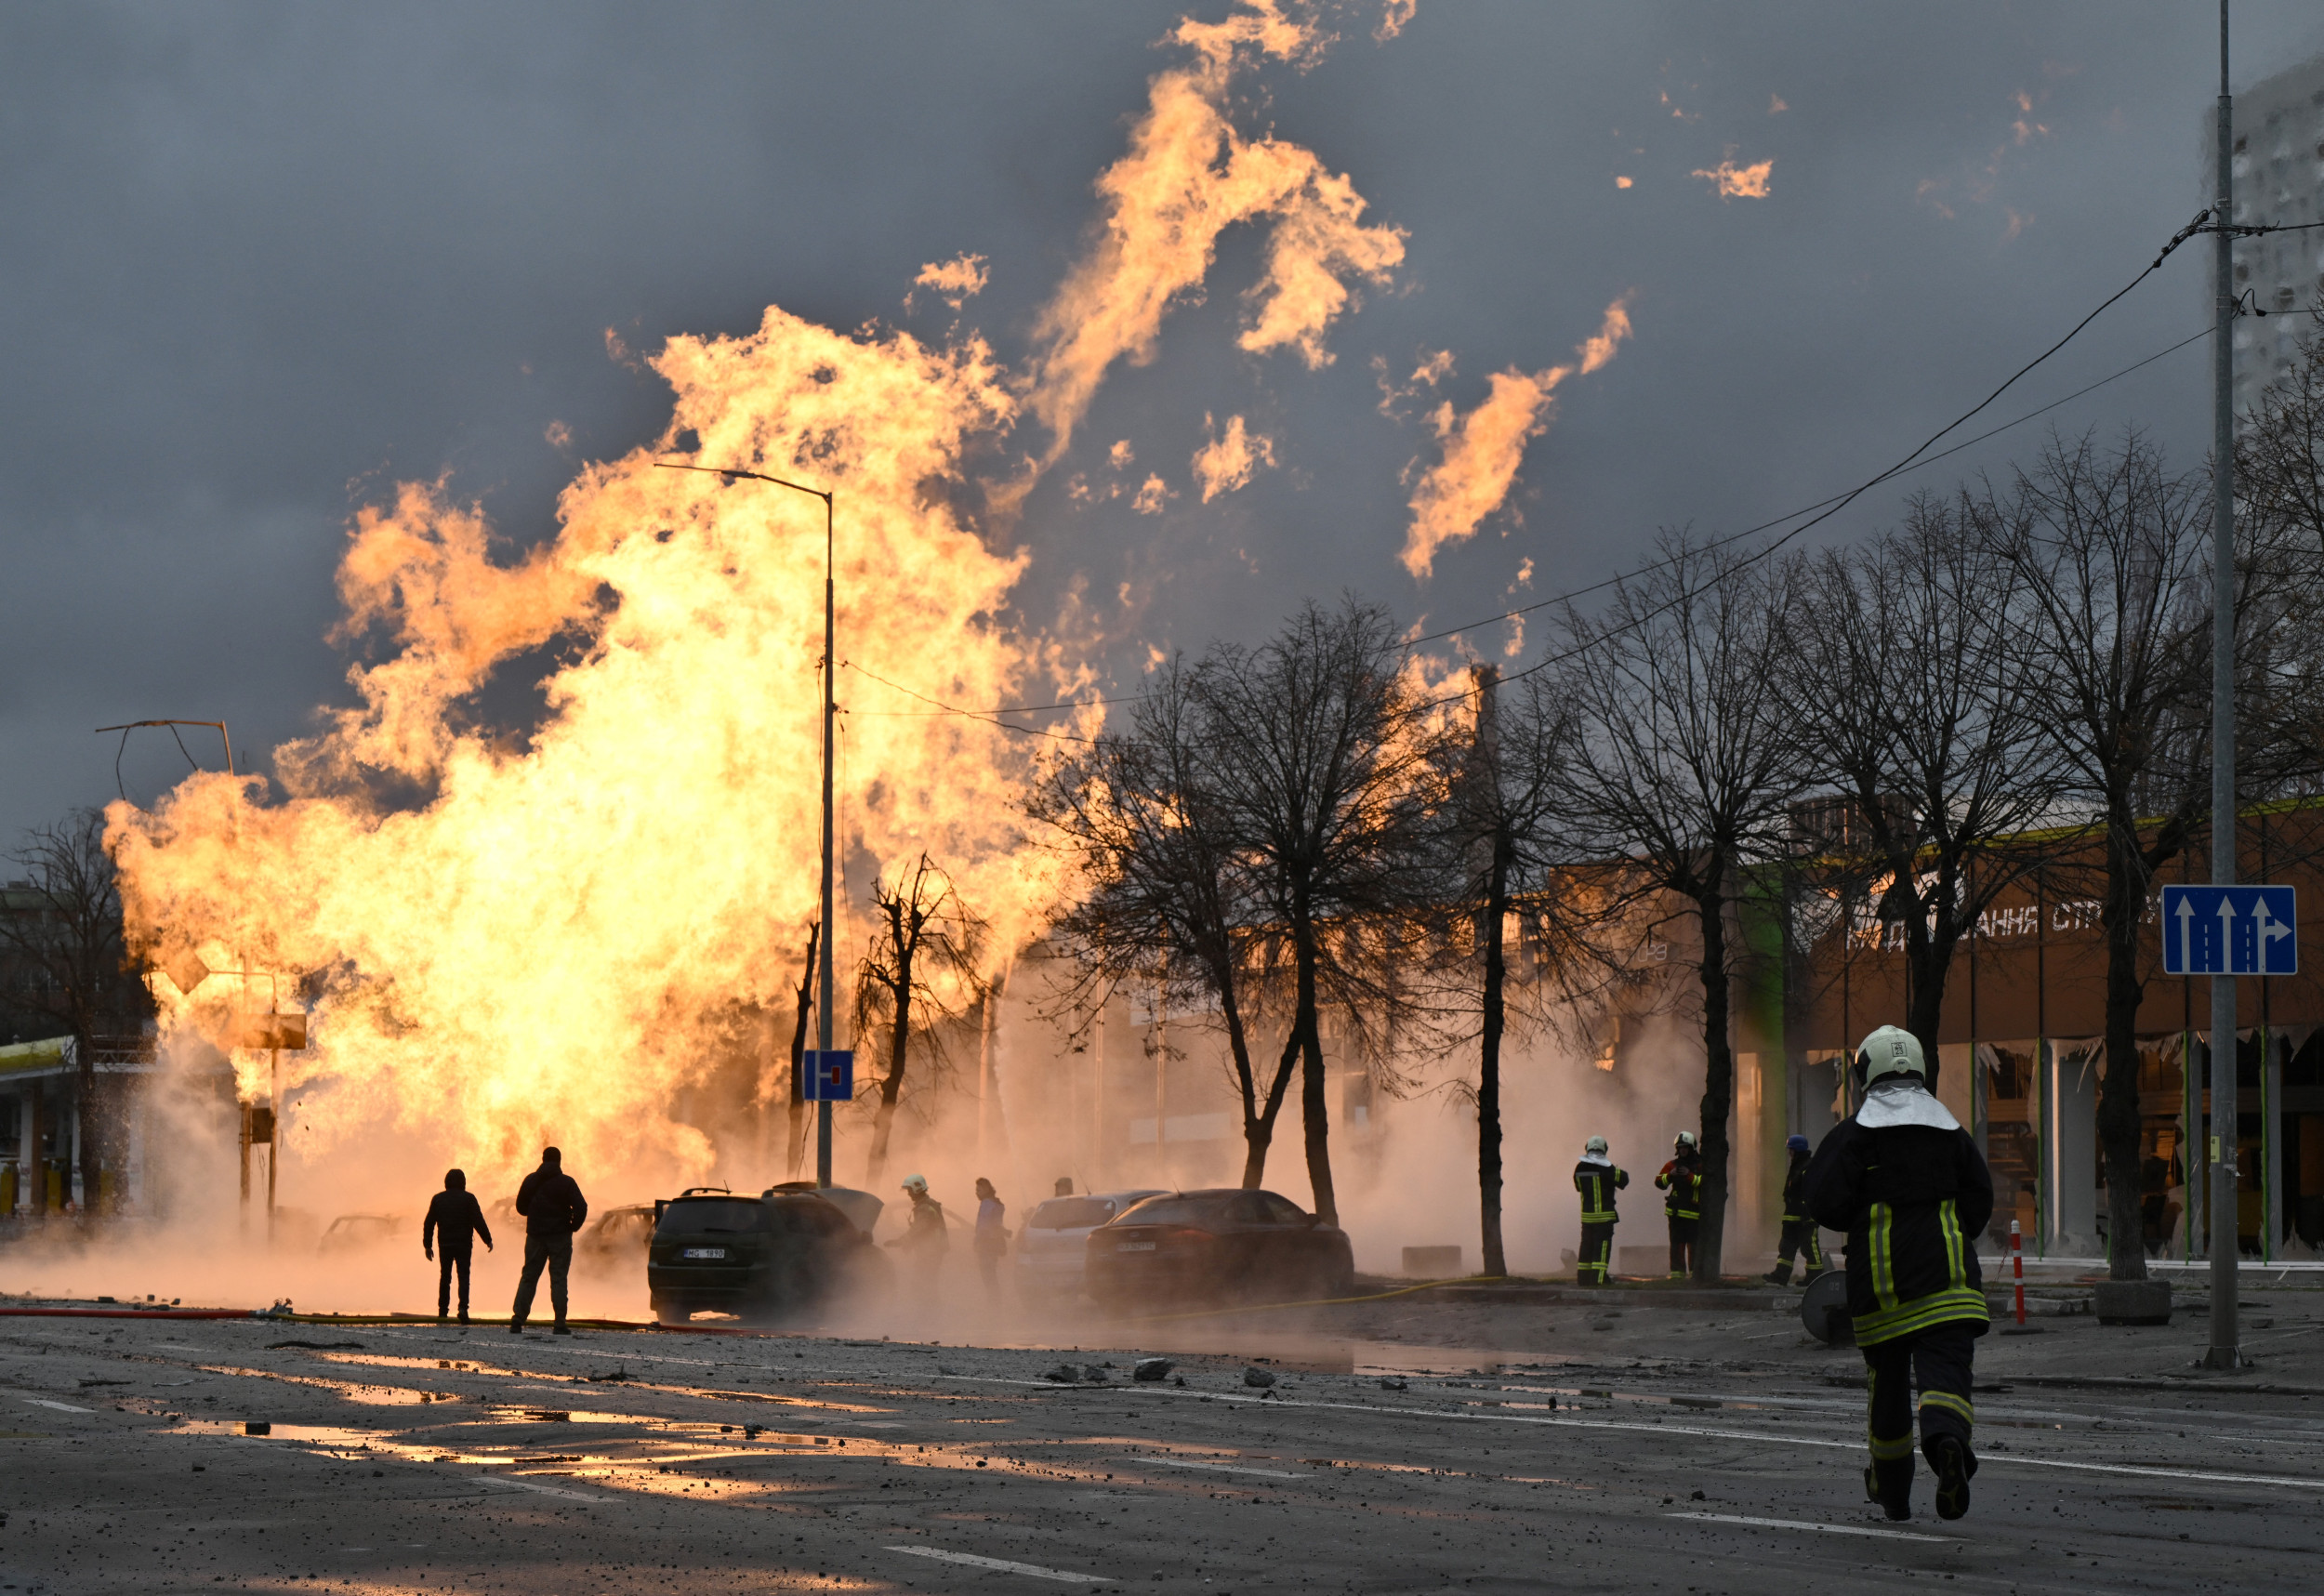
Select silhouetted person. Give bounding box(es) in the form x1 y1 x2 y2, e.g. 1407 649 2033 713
972 1177 1009 1300
1054 1176 1074 1197
423 1168 494 1324
510 1146 588 1335
886 1173 948 1287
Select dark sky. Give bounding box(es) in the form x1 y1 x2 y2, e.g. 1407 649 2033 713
6 2 2320 838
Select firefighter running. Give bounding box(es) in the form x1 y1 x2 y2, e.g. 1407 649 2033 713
1804 1025 1995 1522
1655 1131 1702 1278
1572 1136 1628 1286
1764 1133 1827 1286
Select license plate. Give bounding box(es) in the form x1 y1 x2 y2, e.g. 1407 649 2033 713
682 1247 727 1260
1116 1241 1156 1252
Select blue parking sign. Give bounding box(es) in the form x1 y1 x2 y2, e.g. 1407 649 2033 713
2161 885 2297 976
801 1049 854 1101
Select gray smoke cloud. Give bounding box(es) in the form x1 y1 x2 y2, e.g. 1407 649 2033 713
6 2 2322 833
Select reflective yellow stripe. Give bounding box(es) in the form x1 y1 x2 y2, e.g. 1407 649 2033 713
1852 1286 1990 1345
1865 1365 1915 1460
1940 1198 1965 1289
1580 1211 1618 1223
1668 1208 1699 1220
1868 1202 1896 1312
1919 1391 1975 1426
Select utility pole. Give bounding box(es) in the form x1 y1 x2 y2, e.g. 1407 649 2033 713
656 461 840 1188
2205 0 2241 1371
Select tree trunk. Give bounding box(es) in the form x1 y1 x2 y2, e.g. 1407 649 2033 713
1213 952 1293 1189
2096 828 2151 1282
1240 1020 1300 1189
865 928 915 1187
1477 842 1510 1278
786 922 818 1181
1694 880 1734 1282
1291 896 1337 1225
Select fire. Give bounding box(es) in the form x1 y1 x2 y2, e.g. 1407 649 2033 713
1692 154 1774 200
1022 0 1405 467
99 0 1439 1207
111 307 1061 1192
1190 413 1277 502
1398 295 1634 579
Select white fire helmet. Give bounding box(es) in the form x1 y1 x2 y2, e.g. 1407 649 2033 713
1584 1136 1609 1156
901 1174 930 1194
1855 1025 1928 1088
1674 1130 1698 1152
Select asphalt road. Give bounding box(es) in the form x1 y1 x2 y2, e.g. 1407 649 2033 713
3 1306 2321 1594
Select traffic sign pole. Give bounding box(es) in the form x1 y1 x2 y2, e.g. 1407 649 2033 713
2206 0 2239 1371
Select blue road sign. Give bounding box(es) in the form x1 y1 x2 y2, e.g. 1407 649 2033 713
2160 885 2298 976
801 1049 855 1101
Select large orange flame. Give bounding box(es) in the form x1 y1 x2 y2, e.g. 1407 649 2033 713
112 308 1063 1190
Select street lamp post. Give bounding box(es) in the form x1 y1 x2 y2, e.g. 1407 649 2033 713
658 462 840 1188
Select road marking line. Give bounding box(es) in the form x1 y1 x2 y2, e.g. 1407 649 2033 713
477 1474 604 1503
941 1375 2324 1493
1132 1457 1301 1478
886 1546 1112 1582
20 1397 93 1413
1668 1512 1954 1544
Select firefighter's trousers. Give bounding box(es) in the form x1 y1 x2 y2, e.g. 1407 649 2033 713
1666 1216 1697 1277
1577 1221 1614 1286
1862 1321 1979 1497
1769 1218 1825 1284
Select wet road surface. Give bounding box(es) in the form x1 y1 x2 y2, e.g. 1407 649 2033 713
3 1313 2321 1592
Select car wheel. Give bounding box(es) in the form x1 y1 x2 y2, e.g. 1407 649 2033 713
652 1296 689 1326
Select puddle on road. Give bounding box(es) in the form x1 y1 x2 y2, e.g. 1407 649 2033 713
295 1351 891 1414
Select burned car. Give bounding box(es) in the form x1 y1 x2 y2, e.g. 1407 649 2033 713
577 1203 656 1265
1082 1188 1354 1310
646 1186 887 1324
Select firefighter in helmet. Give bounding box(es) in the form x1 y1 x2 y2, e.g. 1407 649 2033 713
1572 1136 1627 1286
1764 1133 1828 1286
1803 1025 1995 1522
1655 1130 1703 1277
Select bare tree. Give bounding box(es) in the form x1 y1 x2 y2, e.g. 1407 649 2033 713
2238 310 2324 558
0 810 152 1209
1780 495 2065 1064
1551 533 1806 1280
1424 664 1585 1277
853 855 986 1185
1189 599 1440 1226
1974 433 2218 1281
1030 662 1297 1187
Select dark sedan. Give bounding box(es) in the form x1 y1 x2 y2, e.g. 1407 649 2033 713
1082 1188 1355 1310
647 1188 887 1324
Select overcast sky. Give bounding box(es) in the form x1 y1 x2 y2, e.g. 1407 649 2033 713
6 1 2322 839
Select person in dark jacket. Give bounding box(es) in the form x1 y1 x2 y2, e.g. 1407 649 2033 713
1763 1134 1827 1286
422 1168 495 1324
1572 1136 1628 1286
1804 1026 1994 1523
510 1146 588 1336
1654 1131 1703 1277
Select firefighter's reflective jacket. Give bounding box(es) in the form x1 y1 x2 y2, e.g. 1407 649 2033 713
1802 1082 1995 1346
1573 1159 1629 1223
1655 1155 1701 1221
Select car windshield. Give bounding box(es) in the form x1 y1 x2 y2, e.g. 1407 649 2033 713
656 1198 766 1234
1027 1197 1119 1231
1111 1194 1231 1229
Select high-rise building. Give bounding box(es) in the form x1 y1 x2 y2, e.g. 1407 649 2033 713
2220 56 2324 418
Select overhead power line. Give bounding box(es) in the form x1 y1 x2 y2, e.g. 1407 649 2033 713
835 209 2235 734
